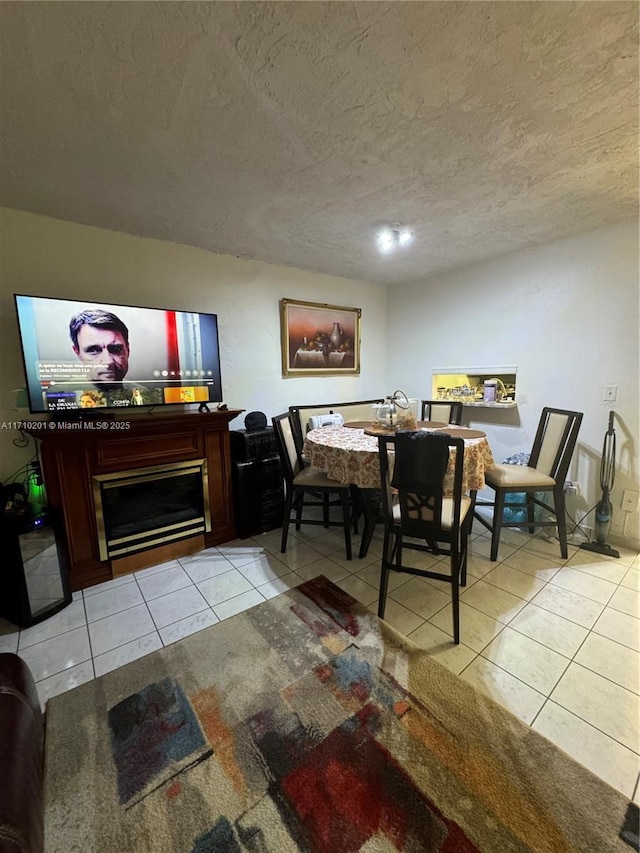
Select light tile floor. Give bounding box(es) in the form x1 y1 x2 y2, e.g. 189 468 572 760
1 515 638 804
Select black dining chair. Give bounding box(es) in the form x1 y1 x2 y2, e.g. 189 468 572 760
474 407 583 561
377 431 475 644
420 400 463 425
272 412 352 559
289 398 384 535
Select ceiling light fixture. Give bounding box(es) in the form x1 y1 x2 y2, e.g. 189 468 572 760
376 224 414 254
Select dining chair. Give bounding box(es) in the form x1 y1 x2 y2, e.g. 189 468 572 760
474 407 583 561
272 412 352 559
289 398 385 536
420 400 463 425
289 398 385 451
377 431 475 644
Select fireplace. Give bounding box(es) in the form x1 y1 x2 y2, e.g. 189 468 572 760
92 459 211 561
25 409 241 591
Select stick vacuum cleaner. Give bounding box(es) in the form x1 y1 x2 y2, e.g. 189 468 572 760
580 411 620 559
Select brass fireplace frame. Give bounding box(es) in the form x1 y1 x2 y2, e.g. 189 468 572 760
92 459 211 562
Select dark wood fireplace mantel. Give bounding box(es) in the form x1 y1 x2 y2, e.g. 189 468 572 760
26 409 243 591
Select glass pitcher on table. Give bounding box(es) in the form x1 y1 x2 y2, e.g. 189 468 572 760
376 390 416 430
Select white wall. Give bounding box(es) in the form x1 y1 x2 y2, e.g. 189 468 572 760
0 207 388 474
388 220 640 545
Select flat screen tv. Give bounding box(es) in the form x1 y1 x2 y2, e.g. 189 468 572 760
14 294 223 414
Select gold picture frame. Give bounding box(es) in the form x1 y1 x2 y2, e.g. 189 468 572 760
280 299 361 377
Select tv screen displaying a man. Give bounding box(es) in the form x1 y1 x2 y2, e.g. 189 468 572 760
14 294 223 413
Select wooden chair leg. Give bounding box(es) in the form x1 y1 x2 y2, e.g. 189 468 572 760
391 535 400 565
357 489 380 559
491 491 506 561
527 493 536 534
395 536 403 571
339 490 352 560
350 485 361 534
294 493 304 530
452 553 460 645
323 493 330 528
461 494 475 586
460 531 468 587
281 490 294 552
554 486 569 558
378 529 392 619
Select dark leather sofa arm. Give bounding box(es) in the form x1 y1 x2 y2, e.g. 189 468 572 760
0 653 43 853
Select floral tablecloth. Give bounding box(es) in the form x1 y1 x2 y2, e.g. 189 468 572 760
303 425 495 492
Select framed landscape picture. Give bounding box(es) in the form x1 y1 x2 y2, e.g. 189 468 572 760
280 299 361 377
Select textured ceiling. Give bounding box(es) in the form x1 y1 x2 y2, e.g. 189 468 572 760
0 1 638 285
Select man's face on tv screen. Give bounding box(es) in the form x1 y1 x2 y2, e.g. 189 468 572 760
73 325 129 384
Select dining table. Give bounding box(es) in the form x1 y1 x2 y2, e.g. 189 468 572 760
302 421 495 558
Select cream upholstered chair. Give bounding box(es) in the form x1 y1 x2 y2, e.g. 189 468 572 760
377 432 474 644
420 400 463 424
289 398 385 451
474 407 583 561
272 412 352 559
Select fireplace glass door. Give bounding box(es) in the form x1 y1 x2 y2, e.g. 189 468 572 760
93 460 211 560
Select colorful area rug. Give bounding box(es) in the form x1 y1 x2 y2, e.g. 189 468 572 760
45 576 635 852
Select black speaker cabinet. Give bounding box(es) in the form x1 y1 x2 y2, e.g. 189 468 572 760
0 509 72 628
232 455 284 538
230 428 278 462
